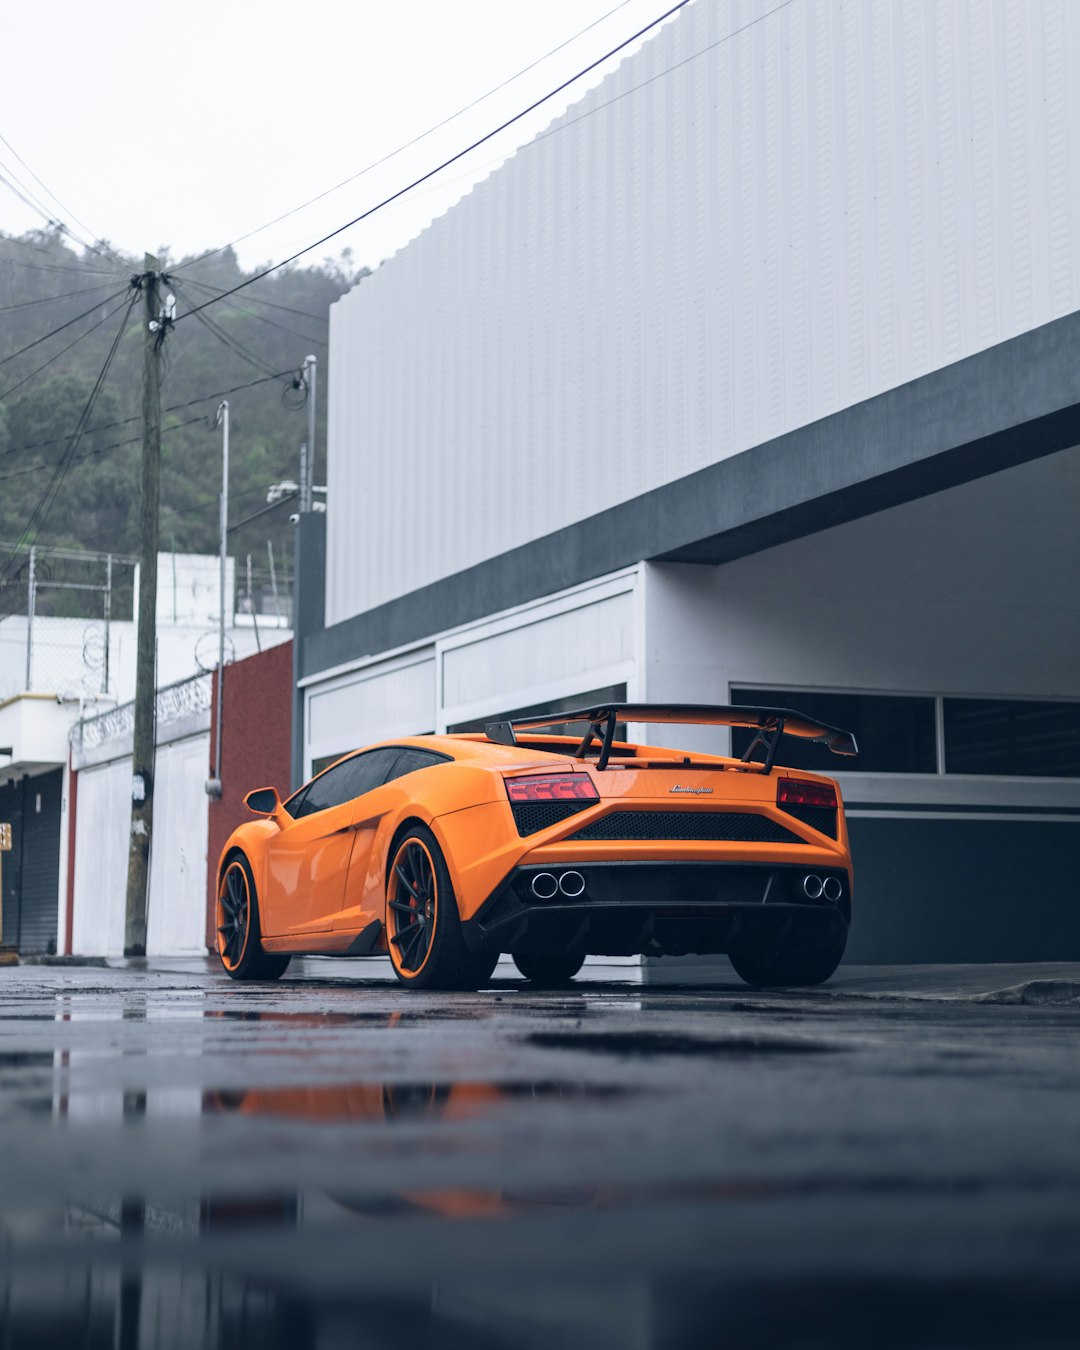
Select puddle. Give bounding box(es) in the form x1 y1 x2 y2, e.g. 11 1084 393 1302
203 1008 478 1028
201 1078 631 1123
206 1009 392 1026
523 1030 842 1058
0 1051 54 1070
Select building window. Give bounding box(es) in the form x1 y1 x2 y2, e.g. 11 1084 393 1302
943 699 1080 778
730 689 938 774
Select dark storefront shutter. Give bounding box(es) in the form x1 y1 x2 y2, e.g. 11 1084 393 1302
11 770 62 955
0 778 24 949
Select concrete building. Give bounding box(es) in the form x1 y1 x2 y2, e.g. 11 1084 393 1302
294 0 1080 962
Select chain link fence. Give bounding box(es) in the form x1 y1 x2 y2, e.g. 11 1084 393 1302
0 544 135 700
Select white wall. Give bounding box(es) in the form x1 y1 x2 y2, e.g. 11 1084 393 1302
71 730 210 957
327 0 1080 625
643 448 1080 800
146 734 212 955
303 570 641 777
71 757 129 955
0 614 285 704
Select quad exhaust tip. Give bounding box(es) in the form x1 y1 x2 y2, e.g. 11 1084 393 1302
530 870 587 900
803 874 843 903
531 872 559 900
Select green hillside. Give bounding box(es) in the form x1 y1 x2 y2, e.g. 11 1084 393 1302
0 227 364 614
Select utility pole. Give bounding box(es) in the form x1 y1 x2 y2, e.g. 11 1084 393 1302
205 401 228 800
124 255 170 957
24 545 36 691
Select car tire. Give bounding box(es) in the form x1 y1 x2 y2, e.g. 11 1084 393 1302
512 951 586 986
728 921 848 989
216 854 292 982
386 825 498 991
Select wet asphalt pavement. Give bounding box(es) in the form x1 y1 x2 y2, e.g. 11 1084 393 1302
2 958 1080 1349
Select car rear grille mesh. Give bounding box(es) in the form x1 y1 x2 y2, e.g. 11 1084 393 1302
566 811 804 844
511 800 593 836
778 803 838 838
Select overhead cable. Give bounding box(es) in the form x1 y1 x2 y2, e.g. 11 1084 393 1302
0 369 301 460
0 287 130 370
171 0 636 275
0 291 137 587
0 294 136 403
172 0 696 324
0 281 120 314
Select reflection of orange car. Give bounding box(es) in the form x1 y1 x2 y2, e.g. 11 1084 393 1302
215 703 856 991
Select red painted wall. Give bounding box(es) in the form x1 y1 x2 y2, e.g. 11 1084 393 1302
205 640 293 948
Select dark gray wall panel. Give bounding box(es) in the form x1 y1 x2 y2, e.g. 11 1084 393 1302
845 817 1080 964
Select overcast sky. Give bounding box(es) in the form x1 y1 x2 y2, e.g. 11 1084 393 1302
0 0 673 276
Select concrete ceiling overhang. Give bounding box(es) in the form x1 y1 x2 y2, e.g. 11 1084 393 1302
303 310 1080 678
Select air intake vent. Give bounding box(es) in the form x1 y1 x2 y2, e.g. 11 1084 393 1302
511 800 593 836
567 811 804 844
777 803 838 838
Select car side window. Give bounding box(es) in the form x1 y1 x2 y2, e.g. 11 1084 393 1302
386 748 451 782
292 749 401 818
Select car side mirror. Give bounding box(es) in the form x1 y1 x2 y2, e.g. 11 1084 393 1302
244 787 283 817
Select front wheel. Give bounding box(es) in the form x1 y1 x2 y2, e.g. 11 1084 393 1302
216 855 291 982
728 922 847 989
512 951 586 986
386 826 498 991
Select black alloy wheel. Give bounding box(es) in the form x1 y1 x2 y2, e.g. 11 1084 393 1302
386 825 498 991
216 856 291 982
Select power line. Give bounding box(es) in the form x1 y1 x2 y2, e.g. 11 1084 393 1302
0 281 119 314
173 274 330 324
0 291 137 591
173 0 696 325
528 0 800 153
174 276 328 347
0 293 136 403
0 249 123 277
0 415 207 484
161 368 306 414
0 131 124 271
1 369 302 460
171 0 637 276
0 286 130 370
172 279 286 377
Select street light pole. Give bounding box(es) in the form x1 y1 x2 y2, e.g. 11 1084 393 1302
206 400 228 799
302 354 317 514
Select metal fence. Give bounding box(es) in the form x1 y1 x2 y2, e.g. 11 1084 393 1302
0 543 135 698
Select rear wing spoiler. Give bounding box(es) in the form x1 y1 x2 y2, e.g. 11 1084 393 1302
484 702 858 773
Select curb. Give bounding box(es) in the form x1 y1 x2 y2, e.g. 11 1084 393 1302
967 980 1080 1007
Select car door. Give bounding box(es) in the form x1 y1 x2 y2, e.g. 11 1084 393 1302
334 748 452 933
261 750 402 936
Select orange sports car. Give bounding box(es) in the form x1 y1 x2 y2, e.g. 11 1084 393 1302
215 703 857 990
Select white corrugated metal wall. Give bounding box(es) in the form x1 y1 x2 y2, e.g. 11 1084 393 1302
327 0 1080 626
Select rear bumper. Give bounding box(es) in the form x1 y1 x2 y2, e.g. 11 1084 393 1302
461 861 850 958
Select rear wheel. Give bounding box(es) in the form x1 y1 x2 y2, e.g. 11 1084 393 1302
728 922 847 989
512 951 586 986
386 826 498 991
216 855 291 982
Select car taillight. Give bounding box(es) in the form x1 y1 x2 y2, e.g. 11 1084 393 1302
777 778 837 810
504 774 599 803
